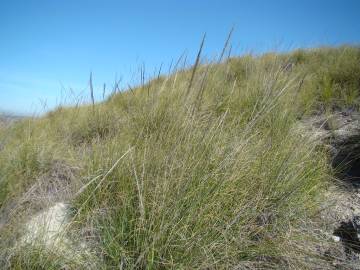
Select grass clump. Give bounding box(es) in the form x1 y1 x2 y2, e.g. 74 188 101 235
0 45 359 269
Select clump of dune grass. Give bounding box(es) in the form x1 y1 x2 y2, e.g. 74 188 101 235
0 44 359 269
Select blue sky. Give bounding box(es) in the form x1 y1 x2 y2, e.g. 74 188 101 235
1 0 359 115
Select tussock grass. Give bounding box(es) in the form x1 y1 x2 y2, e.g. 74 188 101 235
0 45 359 269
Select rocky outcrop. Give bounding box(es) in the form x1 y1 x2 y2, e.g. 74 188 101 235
301 111 360 186
300 110 360 265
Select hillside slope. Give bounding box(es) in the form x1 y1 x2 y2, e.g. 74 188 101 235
0 46 360 269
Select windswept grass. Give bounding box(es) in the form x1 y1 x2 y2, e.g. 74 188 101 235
0 45 359 269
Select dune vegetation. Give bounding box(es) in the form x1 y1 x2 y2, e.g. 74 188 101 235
0 44 360 269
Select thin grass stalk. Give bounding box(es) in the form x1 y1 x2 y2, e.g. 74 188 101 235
102 83 106 100
218 27 234 63
89 72 95 108
185 34 206 97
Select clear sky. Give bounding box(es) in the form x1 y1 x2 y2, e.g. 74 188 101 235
1 0 359 115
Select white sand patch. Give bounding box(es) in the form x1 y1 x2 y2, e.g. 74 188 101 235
22 202 69 247
18 202 97 268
